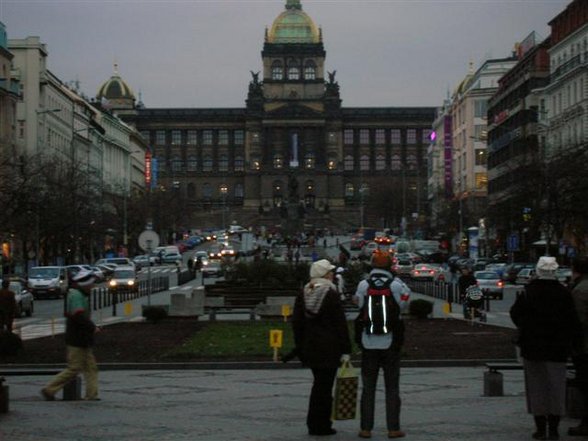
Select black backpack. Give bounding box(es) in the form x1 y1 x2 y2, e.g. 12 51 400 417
354 274 404 349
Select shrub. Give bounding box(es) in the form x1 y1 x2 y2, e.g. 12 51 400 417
142 306 168 323
409 299 433 319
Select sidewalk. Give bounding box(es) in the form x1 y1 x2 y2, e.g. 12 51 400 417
0 366 550 441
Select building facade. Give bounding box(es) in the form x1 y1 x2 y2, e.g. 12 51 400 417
102 0 436 234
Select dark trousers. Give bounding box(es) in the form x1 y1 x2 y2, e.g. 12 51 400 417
360 348 401 431
307 367 337 433
573 353 588 421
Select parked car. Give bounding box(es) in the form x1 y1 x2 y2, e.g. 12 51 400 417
502 262 535 284
474 270 504 300
27 266 68 299
515 268 536 285
95 257 135 271
556 267 572 286
132 255 152 270
96 263 117 280
485 263 507 279
161 252 182 264
108 267 138 293
0 277 34 317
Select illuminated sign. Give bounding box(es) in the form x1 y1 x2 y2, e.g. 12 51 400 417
145 150 152 186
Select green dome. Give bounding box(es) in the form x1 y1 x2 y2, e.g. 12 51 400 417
96 64 135 101
268 0 320 44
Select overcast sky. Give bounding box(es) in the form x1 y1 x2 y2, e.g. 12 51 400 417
0 0 570 109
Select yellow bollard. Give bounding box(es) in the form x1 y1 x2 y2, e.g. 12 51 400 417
124 302 133 316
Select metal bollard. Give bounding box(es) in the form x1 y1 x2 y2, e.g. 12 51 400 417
63 376 82 401
0 377 8 413
483 371 504 396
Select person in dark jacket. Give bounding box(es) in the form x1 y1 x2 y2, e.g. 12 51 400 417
292 259 352 436
0 279 17 332
42 270 100 401
568 256 588 436
458 266 478 318
510 256 582 440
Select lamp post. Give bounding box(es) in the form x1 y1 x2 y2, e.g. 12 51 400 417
220 184 228 230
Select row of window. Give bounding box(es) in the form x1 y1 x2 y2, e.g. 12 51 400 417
156 152 426 173
142 128 434 147
271 60 316 81
343 128 432 145
143 129 245 146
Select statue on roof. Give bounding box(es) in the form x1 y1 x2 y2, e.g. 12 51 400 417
286 0 302 10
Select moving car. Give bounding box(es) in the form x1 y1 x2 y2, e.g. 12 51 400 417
220 247 236 258
132 255 152 270
208 244 224 260
161 252 182 265
95 257 136 271
502 262 534 284
393 258 414 277
202 261 222 278
474 270 504 300
109 267 138 293
410 264 439 280
27 266 68 299
515 268 536 285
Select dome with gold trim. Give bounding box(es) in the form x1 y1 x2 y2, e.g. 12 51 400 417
96 64 135 102
268 0 320 44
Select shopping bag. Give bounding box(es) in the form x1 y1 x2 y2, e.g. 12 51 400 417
332 360 359 420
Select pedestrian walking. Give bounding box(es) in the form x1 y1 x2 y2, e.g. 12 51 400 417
42 269 101 401
292 259 352 436
0 279 17 332
354 250 410 439
510 256 582 441
569 256 588 436
458 266 478 319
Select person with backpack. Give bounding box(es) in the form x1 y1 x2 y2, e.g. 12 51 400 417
458 266 478 319
354 250 410 439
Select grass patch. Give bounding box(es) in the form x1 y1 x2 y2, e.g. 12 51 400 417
165 320 297 359
164 320 361 360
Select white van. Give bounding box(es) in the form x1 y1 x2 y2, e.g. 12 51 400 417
28 266 68 299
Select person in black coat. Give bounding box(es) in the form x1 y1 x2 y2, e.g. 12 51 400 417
510 256 582 440
458 266 478 318
292 259 352 436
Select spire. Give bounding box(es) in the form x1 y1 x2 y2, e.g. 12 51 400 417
286 0 302 10
114 62 119 75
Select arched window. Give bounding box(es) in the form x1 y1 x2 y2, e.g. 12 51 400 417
187 182 196 198
271 60 283 80
202 183 212 199
304 152 315 169
202 155 213 172
234 183 244 199
344 155 354 171
391 154 401 170
375 154 386 170
304 61 316 80
218 154 229 172
186 155 197 172
287 59 300 80
360 154 370 171
345 183 354 198
234 155 244 171
273 154 284 169
171 156 183 173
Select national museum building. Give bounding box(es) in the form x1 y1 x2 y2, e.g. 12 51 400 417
97 0 435 231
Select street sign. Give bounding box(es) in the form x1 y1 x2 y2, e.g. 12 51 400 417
507 233 519 252
138 230 160 252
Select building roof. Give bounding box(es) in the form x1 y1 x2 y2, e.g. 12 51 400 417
96 64 135 101
267 0 320 44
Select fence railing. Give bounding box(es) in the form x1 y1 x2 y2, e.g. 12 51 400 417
405 279 492 312
90 276 170 316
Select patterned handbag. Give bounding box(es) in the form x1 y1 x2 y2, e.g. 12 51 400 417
332 360 359 420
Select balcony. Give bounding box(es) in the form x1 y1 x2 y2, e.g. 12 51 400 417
0 78 20 95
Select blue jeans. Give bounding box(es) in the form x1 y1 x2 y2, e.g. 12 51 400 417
360 347 401 431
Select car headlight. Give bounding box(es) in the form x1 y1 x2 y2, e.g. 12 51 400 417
128 280 135 286
109 280 117 287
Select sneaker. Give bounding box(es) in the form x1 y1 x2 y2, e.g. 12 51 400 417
358 430 372 438
388 430 406 439
40 388 55 401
